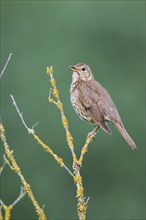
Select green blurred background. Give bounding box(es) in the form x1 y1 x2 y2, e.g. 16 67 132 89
1 1 145 219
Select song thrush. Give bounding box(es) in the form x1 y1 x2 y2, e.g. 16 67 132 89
69 63 136 149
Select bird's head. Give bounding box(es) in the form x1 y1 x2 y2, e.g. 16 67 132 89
69 63 93 81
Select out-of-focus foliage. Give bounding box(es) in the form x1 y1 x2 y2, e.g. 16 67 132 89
1 1 145 219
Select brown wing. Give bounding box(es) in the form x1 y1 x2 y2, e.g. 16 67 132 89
86 80 122 122
79 80 112 134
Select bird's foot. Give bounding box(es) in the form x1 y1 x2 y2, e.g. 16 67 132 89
87 131 96 140
87 126 99 141
87 131 96 141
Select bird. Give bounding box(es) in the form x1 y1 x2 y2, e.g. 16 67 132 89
69 63 136 149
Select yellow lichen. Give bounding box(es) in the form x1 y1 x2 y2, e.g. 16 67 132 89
74 175 82 185
81 145 88 155
46 66 53 75
77 200 87 220
57 100 63 111
48 96 58 106
3 205 12 220
78 203 86 213
33 134 65 168
61 115 68 129
66 131 74 148
53 154 64 167
53 88 59 99
50 78 56 87
76 187 84 198
78 134 95 167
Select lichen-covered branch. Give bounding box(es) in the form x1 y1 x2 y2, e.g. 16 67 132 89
46 66 91 220
0 122 46 220
47 66 77 165
78 126 98 166
33 134 73 176
0 204 12 220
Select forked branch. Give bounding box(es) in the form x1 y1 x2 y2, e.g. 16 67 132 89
0 122 46 220
10 95 73 177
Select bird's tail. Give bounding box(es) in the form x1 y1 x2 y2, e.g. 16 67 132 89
114 121 136 150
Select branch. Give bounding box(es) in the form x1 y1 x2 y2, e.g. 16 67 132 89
0 122 47 220
10 95 73 177
0 53 12 79
47 66 77 166
78 126 98 166
46 66 89 219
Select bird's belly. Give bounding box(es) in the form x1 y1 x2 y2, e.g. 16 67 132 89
70 95 93 122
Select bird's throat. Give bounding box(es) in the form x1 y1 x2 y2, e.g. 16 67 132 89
70 71 80 92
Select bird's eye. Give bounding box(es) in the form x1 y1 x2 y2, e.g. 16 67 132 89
82 68 85 71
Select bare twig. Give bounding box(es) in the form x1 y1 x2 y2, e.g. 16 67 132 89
11 186 26 207
64 164 73 177
0 204 3 220
0 200 4 208
0 160 6 175
0 53 12 79
10 94 35 134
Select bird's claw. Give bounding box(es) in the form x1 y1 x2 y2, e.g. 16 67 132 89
87 131 96 140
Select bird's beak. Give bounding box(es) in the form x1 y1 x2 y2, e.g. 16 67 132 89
69 66 79 73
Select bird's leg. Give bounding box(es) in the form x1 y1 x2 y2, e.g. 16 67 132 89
87 126 99 140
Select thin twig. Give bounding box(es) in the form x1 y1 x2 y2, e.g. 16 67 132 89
0 53 12 79
0 200 4 207
0 160 6 175
10 94 35 134
63 164 73 177
11 186 26 207
0 204 3 220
